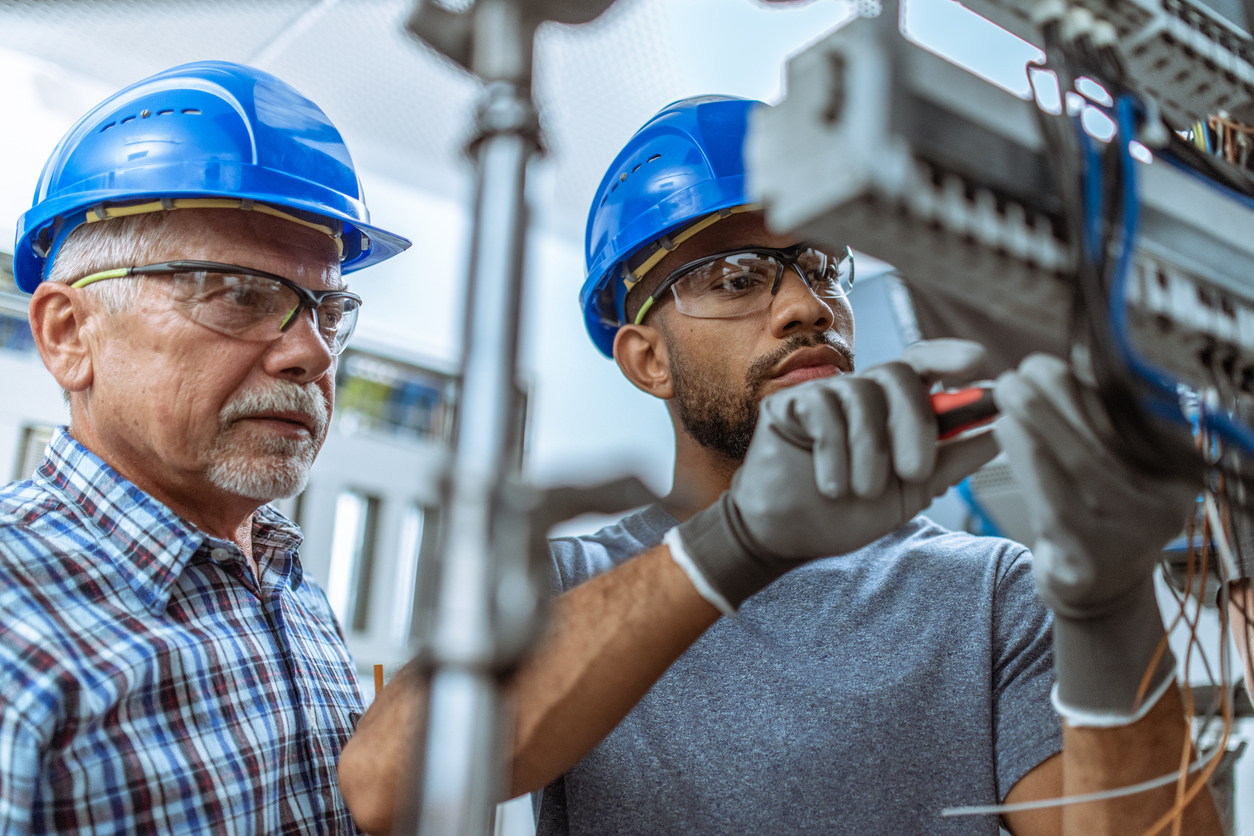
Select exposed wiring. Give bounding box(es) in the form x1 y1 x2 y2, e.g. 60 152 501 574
942 488 1237 822
1098 96 1254 463
938 745 1224 817
943 43 1248 828
1137 490 1234 836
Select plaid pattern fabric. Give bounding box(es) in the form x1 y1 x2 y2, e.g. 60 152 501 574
0 429 364 834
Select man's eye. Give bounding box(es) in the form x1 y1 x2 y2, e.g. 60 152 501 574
709 271 767 294
797 255 823 274
222 286 262 306
318 307 344 330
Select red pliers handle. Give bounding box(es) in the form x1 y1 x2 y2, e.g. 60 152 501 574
931 384 998 440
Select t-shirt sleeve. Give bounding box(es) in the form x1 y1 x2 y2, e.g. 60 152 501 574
545 507 676 596
545 536 626 595
991 546 1063 801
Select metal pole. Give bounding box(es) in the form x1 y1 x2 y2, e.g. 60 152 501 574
415 79 539 836
401 3 622 833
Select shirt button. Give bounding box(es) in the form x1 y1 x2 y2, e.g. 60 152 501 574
210 548 231 562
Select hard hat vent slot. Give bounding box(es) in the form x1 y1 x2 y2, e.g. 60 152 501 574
648 154 661 163
108 108 198 128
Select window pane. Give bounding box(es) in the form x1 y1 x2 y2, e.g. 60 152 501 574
15 424 55 481
326 490 381 631
398 505 442 647
392 505 424 645
334 349 456 444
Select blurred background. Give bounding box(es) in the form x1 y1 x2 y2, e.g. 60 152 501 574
0 0 1245 833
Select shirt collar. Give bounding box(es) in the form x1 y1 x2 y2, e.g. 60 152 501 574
36 428 305 613
251 503 305 590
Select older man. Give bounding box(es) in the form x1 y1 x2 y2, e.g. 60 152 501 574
0 61 408 834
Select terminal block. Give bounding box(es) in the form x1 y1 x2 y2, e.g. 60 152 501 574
747 5 1254 412
960 0 1254 127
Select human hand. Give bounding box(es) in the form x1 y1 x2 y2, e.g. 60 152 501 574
994 353 1200 722
674 339 999 610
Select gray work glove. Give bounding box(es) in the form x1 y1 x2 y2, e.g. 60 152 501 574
994 354 1199 724
675 339 1000 609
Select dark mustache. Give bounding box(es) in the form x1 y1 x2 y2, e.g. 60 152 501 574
745 332 855 392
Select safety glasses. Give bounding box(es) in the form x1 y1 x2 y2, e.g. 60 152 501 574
632 243 854 325
72 260 362 355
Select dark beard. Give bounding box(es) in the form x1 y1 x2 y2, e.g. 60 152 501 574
666 331 853 463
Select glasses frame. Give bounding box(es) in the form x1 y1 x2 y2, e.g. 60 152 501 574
71 259 362 354
632 243 854 326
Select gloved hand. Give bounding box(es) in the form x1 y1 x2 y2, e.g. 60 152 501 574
994 353 1200 724
674 339 999 610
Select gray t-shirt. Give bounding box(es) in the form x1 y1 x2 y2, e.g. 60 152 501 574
535 505 1061 835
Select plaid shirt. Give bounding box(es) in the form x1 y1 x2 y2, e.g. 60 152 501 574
0 429 364 834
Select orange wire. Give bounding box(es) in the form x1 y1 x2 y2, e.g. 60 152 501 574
1137 483 1233 836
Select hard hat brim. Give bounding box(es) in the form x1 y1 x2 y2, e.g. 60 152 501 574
14 165 411 293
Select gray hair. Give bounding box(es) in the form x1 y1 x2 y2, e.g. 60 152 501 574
45 212 177 312
46 212 179 406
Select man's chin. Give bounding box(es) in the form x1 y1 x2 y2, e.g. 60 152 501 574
205 452 314 502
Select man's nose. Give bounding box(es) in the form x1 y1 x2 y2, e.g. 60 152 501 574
264 306 335 383
768 265 834 337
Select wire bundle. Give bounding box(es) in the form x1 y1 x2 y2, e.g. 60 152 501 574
943 15 1254 833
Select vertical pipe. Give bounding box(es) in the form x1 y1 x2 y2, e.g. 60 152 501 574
414 82 538 836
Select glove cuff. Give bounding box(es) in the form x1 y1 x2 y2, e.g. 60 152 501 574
674 492 785 610
1052 577 1177 726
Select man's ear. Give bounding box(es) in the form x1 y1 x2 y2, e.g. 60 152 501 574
29 282 95 395
614 323 674 399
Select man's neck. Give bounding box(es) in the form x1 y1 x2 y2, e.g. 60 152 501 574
68 421 261 564
662 427 740 522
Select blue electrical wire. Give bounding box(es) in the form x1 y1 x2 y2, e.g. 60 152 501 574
1101 95 1254 457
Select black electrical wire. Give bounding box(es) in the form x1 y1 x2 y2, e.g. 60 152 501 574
1033 31 1204 481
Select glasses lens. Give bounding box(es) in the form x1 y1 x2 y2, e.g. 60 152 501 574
319 295 361 355
167 271 359 354
671 253 779 318
169 271 299 340
796 247 853 299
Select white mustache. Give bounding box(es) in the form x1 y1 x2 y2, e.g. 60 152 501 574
219 382 329 438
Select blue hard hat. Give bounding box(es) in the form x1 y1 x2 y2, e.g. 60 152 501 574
580 95 760 357
13 60 411 293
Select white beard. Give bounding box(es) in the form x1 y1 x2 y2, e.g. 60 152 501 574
204 382 329 500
